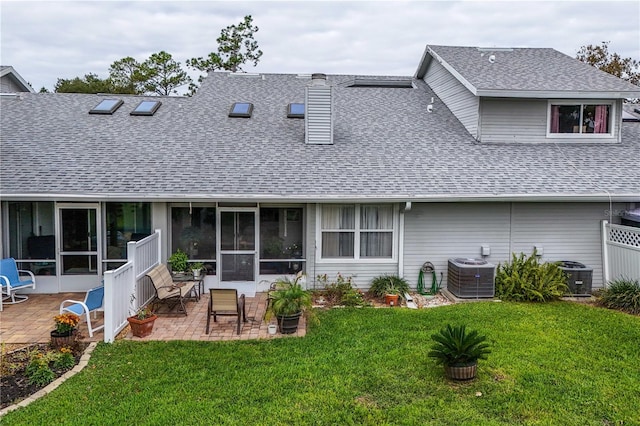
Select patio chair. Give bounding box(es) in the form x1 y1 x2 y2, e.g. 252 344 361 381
206 289 247 335
146 264 195 315
0 257 36 305
60 285 105 337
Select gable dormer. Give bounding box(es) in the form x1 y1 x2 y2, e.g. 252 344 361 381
416 45 640 144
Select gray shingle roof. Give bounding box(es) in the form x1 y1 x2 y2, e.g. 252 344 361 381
422 45 640 96
1 71 639 201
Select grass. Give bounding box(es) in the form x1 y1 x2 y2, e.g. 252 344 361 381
2 302 639 425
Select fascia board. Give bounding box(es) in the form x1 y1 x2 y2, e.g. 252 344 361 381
2 192 638 203
424 46 479 96
477 89 640 99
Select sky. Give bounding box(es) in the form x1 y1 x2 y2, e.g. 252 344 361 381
1 0 639 93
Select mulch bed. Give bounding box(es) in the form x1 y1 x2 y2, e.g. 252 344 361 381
1 340 88 410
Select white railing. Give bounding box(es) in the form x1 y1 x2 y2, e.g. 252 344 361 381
103 229 162 343
602 221 640 285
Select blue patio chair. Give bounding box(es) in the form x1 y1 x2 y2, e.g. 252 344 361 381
0 257 36 305
60 285 105 337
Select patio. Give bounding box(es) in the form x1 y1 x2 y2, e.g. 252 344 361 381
0 292 305 344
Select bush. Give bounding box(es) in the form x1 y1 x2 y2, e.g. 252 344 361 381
598 278 640 315
25 352 55 387
316 273 369 307
495 251 568 302
53 347 76 370
369 275 410 299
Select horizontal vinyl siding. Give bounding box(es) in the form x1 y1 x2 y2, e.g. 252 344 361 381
480 98 622 144
402 202 626 291
509 202 625 289
480 99 548 143
309 263 398 290
403 203 511 290
424 60 479 138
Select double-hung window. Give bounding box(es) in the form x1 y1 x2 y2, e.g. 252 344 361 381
320 204 394 260
548 101 613 136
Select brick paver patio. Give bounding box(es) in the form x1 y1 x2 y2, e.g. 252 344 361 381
0 292 305 345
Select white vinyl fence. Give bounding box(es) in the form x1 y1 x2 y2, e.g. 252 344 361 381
602 221 640 285
103 229 162 343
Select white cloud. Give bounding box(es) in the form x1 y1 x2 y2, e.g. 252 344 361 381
1 1 637 91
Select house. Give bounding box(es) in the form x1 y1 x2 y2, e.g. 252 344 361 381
1 66 35 93
1 45 639 299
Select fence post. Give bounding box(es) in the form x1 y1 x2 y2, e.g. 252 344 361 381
601 220 609 286
103 270 114 343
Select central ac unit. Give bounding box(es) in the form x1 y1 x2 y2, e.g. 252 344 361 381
447 258 496 298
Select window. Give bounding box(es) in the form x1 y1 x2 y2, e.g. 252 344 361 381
130 100 161 116
89 99 123 115
103 203 151 270
229 102 253 118
171 206 216 274
259 207 304 274
320 204 394 260
548 102 612 135
287 103 305 118
5 202 56 275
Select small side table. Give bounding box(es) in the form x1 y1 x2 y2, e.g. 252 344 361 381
173 273 205 301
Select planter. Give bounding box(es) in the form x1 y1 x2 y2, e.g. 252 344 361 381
276 312 302 334
444 362 478 381
127 314 158 338
50 330 76 349
268 324 277 335
192 270 202 279
385 294 400 306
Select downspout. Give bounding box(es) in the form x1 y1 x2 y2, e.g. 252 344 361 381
601 220 610 286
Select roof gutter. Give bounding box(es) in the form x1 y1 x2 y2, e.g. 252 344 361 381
477 89 640 99
1 192 637 203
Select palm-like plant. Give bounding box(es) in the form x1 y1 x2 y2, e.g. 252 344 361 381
428 324 491 367
266 273 313 317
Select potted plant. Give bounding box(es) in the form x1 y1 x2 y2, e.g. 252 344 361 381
51 313 80 348
127 306 157 338
428 324 491 381
168 249 189 276
265 272 314 334
370 275 410 306
190 261 204 279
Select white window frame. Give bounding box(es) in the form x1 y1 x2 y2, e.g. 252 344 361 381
316 204 398 263
546 100 615 139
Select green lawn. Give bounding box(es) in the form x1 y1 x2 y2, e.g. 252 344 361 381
3 302 639 425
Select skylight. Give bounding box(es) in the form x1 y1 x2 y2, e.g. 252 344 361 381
287 103 304 118
229 102 253 118
131 100 161 116
348 79 413 88
89 99 123 115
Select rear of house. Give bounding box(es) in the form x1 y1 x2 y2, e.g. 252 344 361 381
1 46 639 300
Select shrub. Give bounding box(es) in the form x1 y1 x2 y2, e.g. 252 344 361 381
316 273 369 307
598 278 640 315
495 251 568 302
428 324 491 366
369 275 410 299
25 352 55 387
53 347 76 370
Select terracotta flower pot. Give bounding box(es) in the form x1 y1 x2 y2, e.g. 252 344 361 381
385 294 400 306
127 314 158 338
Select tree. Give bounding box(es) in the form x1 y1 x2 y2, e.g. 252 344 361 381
187 15 263 73
138 51 192 96
54 73 115 94
108 56 144 94
576 41 640 86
